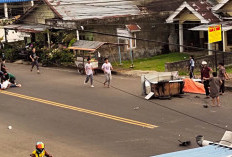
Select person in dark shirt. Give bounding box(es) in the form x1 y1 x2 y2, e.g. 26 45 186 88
201 61 212 98
218 63 229 95
1 58 7 73
204 72 222 107
30 48 40 74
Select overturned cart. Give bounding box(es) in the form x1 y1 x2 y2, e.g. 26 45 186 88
141 72 184 99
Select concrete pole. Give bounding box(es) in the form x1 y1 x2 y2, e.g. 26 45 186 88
208 43 213 55
118 38 122 65
179 23 184 53
76 30 79 40
47 30 51 49
31 0 34 6
4 3 8 19
130 39 134 68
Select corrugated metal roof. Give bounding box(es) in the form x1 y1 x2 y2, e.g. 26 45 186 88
45 0 141 20
69 40 106 51
166 1 220 24
189 21 232 31
188 1 220 23
0 0 31 3
4 24 50 33
152 145 232 157
126 24 141 32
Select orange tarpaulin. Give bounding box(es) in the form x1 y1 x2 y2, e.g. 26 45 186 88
183 78 205 94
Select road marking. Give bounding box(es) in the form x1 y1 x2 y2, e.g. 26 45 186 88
0 91 158 129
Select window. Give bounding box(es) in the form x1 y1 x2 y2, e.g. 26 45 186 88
127 33 136 49
131 33 136 48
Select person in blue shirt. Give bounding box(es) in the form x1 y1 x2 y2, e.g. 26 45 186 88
189 55 195 79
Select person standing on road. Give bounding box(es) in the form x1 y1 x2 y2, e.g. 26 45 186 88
84 58 94 88
201 61 212 98
189 55 195 79
102 58 113 88
218 63 229 95
1 58 7 74
30 48 40 74
30 142 52 157
204 72 222 107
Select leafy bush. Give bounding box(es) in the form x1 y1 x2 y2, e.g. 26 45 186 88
40 48 74 66
4 48 19 62
68 38 77 47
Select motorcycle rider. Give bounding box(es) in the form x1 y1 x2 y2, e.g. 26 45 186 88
30 142 52 157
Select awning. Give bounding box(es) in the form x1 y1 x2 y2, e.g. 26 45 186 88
126 24 141 33
4 24 50 33
0 0 31 3
189 21 232 31
68 40 106 51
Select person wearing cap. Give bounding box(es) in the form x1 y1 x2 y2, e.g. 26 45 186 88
30 142 52 157
201 61 212 98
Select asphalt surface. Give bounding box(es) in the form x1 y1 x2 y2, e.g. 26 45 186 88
0 63 231 157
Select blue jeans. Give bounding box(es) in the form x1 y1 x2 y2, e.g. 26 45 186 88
85 74 93 85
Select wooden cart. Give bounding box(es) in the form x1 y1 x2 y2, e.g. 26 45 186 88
150 80 184 99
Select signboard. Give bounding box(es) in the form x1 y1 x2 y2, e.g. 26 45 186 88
208 25 222 43
117 28 132 40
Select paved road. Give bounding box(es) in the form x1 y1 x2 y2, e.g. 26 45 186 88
0 63 231 157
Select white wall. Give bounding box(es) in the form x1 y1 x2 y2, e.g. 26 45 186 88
0 28 30 43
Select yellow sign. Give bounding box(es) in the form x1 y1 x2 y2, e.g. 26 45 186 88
208 25 222 43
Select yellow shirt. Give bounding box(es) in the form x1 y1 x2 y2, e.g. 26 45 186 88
32 150 46 157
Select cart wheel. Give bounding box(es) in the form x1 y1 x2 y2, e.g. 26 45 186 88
94 70 97 75
79 69 84 74
77 64 84 74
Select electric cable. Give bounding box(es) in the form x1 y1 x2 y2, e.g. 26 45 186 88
93 77 231 131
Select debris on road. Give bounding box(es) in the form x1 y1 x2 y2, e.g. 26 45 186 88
133 107 140 110
178 140 191 147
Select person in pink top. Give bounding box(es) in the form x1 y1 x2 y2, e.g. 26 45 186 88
84 58 94 88
102 58 113 88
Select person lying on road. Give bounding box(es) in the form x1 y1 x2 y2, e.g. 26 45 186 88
0 79 21 90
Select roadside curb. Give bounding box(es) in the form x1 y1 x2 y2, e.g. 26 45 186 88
111 70 137 77
226 86 232 91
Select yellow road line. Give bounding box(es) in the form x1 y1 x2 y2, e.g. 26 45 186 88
0 91 158 129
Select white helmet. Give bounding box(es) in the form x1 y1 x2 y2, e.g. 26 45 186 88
202 61 207 65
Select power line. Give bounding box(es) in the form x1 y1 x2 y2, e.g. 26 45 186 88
79 29 230 54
